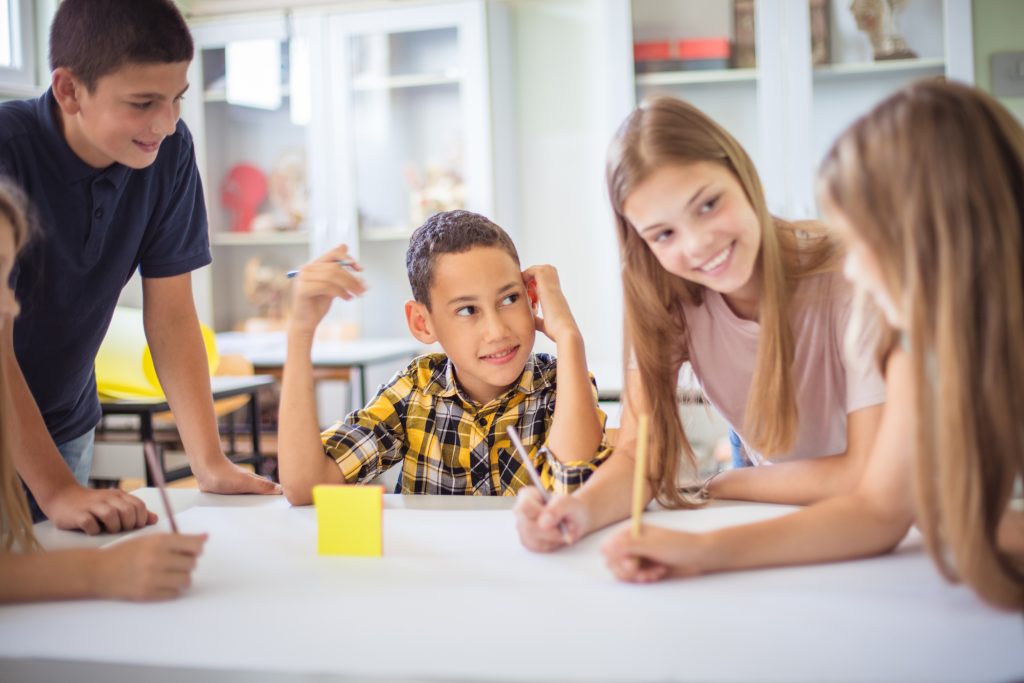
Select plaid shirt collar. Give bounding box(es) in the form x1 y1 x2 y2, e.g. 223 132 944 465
422 354 552 406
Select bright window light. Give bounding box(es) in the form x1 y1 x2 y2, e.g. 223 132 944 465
0 0 12 68
226 39 282 111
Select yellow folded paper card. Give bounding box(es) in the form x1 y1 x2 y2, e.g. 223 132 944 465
95 306 220 399
312 485 383 557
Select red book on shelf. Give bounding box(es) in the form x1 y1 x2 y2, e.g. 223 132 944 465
676 37 731 61
634 40 672 62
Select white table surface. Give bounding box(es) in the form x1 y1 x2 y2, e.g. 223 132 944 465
2 490 1022 683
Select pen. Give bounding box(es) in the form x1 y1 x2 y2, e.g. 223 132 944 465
287 259 357 279
142 441 178 533
505 425 573 545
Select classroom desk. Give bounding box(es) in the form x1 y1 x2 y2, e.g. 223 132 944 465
215 332 427 406
2 491 1022 683
97 375 276 484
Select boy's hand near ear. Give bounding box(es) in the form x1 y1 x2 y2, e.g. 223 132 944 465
288 245 366 335
522 265 581 345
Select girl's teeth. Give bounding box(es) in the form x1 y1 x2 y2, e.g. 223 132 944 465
702 245 731 271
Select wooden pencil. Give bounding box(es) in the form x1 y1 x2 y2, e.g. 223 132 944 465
631 414 649 538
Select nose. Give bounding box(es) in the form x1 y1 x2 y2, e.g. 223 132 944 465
151 101 180 136
482 308 511 341
679 225 714 265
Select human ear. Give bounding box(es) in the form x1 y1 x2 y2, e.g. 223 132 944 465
51 68 84 115
404 300 437 344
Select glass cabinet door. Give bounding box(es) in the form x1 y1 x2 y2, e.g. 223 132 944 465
630 0 761 168
185 17 313 332
328 2 492 337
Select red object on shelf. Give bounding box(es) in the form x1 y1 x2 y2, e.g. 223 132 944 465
220 163 268 233
676 37 731 61
634 40 672 62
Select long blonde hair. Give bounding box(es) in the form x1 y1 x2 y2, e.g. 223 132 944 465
819 80 1024 609
607 96 840 506
0 180 38 553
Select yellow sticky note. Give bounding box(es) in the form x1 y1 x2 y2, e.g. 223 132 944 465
312 485 383 557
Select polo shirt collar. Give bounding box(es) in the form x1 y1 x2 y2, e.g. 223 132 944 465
36 88 132 188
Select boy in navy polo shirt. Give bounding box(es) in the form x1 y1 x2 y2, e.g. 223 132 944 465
0 0 278 534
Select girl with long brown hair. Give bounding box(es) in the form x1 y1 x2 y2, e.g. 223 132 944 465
0 180 208 602
601 80 1024 610
515 96 886 551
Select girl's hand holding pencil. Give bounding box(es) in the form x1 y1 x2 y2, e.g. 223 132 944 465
514 488 590 552
601 413 707 582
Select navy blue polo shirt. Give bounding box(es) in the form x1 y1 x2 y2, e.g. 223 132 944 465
0 89 212 444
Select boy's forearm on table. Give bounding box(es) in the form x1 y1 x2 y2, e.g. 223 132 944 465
144 312 226 468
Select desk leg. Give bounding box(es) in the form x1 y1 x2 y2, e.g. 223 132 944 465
358 364 367 408
140 413 157 488
249 389 264 477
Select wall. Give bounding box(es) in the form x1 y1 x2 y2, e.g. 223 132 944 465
972 0 1024 122
507 0 629 388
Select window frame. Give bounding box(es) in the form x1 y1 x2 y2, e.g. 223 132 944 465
0 0 39 97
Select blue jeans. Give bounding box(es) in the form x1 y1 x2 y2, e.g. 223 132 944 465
26 427 96 523
729 428 751 468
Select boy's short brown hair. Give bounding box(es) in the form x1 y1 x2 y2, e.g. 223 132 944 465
49 0 194 92
406 210 519 309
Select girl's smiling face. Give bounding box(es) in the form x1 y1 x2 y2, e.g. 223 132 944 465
623 161 762 314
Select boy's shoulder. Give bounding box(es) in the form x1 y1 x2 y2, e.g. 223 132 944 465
0 96 44 148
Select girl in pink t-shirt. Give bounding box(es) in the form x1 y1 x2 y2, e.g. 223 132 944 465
515 96 886 552
602 81 1023 610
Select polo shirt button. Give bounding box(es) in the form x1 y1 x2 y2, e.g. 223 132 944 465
477 417 487 427
94 208 103 219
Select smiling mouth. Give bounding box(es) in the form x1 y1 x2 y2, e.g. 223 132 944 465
133 140 161 151
480 345 520 363
697 242 734 272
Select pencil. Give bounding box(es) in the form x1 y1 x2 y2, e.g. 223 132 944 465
142 441 178 534
505 426 573 545
631 414 650 538
286 259 356 279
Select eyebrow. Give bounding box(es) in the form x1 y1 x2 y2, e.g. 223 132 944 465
639 182 711 236
128 84 190 100
446 281 520 307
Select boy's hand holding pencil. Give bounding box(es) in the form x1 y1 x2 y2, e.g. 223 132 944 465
287 245 366 333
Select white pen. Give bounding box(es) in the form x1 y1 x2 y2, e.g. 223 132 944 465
506 425 573 545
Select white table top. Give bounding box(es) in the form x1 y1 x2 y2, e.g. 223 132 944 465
3 489 1022 683
216 332 429 368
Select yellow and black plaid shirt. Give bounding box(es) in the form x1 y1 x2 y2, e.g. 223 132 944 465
321 353 613 495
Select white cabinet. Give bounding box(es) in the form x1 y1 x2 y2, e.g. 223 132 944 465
183 14 315 331
623 0 973 219
308 1 508 338
185 2 509 337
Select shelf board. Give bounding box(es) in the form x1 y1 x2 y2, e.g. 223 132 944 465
211 231 309 246
813 57 945 79
351 73 461 91
635 68 756 87
204 85 292 103
634 58 944 87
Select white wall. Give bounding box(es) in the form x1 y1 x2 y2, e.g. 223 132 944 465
507 0 630 390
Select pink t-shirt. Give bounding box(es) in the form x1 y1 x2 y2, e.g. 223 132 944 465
681 271 886 463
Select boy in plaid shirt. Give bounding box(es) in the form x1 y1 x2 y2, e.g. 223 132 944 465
278 210 612 502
